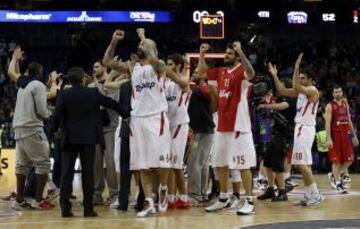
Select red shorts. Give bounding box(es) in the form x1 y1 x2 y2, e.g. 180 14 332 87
286 146 293 162
328 131 353 163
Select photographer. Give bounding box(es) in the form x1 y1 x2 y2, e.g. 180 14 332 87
256 67 296 202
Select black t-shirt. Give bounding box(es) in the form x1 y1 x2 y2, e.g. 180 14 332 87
188 85 215 134
272 97 297 138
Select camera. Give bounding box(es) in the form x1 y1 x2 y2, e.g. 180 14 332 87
249 74 272 108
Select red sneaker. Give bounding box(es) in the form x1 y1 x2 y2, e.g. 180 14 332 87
168 200 177 209
176 199 190 209
2 192 17 201
31 200 55 210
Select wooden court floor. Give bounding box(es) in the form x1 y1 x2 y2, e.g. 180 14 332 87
1 172 360 229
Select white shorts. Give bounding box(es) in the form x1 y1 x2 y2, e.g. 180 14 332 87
170 124 189 169
130 112 171 170
212 132 256 170
292 124 316 165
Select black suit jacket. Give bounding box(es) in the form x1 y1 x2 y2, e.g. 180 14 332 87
53 84 120 149
118 80 132 138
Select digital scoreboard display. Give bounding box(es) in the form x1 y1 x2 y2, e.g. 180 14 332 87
200 15 224 39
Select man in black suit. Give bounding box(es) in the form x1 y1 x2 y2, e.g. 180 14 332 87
53 67 120 217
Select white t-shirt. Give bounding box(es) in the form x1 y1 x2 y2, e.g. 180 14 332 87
234 80 253 133
131 63 168 117
294 93 318 126
164 79 190 128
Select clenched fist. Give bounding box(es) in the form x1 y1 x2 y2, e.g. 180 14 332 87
111 30 125 43
200 43 210 54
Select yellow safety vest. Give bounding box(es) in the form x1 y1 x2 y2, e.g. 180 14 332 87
316 130 328 153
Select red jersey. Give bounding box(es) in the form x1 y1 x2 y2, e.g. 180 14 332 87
330 100 350 132
207 64 245 132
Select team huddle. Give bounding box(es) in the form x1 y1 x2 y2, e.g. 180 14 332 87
6 28 359 218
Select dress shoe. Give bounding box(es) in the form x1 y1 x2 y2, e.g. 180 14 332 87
84 211 98 217
62 212 74 218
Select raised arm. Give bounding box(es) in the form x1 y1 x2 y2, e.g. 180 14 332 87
292 53 318 102
103 30 129 72
7 46 23 82
198 43 210 77
46 71 59 100
104 69 130 90
233 41 255 81
136 28 159 70
268 63 297 97
165 67 190 88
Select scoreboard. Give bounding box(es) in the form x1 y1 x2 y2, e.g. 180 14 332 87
200 15 224 39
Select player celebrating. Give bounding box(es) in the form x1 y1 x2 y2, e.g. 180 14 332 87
291 53 323 206
164 53 191 209
198 42 257 215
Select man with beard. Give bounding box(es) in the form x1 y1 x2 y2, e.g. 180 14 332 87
91 60 119 205
198 42 257 215
103 29 185 217
164 53 191 209
325 85 359 193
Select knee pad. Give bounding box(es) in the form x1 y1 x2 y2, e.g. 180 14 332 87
230 169 241 183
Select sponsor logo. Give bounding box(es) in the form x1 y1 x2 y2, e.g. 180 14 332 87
130 11 155 22
135 82 155 92
6 12 52 21
66 11 102 22
287 11 308 24
1 158 8 169
219 90 231 98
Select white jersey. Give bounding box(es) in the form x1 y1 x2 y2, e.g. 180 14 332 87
234 80 253 133
131 63 168 117
294 93 318 126
164 79 190 128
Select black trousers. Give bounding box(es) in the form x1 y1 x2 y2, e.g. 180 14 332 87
60 144 95 214
264 136 287 173
116 136 145 211
118 137 131 210
52 138 62 188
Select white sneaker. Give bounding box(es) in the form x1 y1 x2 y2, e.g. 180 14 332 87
336 183 348 194
11 200 33 211
136 202 156 218
110 199 120 209
293 194 310 206
341 173 351 184
327 172 337 189
302 193 325 206
205 200 228 212
255 179 268 191
236 198 255 215
230 197 241 210
158 188 168 212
